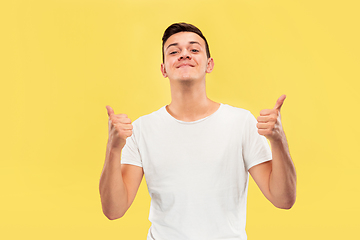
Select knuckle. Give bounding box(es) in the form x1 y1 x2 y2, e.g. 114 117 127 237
111 118 119 125
119 117 131 124
123 130 132 138
115 113 128 119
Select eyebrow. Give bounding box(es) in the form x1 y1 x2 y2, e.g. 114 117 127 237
166 41 201 50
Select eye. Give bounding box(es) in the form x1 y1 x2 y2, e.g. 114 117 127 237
170 51 177 55
191 49 199 53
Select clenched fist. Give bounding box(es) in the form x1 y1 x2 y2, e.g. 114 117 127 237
106 105 133 150
256 95 286 142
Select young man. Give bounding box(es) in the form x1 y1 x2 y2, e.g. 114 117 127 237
99 23 296 240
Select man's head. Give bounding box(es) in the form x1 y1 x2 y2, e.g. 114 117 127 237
161 23 214 82
162 23 211 63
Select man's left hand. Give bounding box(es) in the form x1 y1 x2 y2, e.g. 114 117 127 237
256 95 286 142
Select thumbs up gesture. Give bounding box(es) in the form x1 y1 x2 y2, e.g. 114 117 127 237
256 95 286 142
106 106 133 150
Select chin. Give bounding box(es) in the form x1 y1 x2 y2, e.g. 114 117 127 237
178 78 197 83
180 76 194 80
170 75 195 82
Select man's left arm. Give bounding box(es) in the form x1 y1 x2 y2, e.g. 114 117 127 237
248 95 297 209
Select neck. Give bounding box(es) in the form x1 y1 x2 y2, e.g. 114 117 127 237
166 78 219 122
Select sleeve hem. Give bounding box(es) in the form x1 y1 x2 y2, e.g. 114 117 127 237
247 157 272 171
121 161 143 168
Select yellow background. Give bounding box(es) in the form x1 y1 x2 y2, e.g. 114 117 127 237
1 0 359 239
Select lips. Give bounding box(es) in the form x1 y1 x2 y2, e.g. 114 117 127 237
177 63 194 68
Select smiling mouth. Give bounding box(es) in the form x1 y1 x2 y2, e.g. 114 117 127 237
177 64 193 68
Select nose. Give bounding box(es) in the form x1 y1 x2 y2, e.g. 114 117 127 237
179 50 192 60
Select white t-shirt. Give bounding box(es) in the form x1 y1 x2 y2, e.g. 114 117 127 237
121 103 272 240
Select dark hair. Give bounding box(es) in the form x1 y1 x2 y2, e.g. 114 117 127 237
162 22 211 63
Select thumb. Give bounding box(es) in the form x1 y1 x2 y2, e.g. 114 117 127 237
106 105 115 117
273 95 286 110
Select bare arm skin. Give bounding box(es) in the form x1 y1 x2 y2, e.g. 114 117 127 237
249 95 297 209
248 135 296 209
99 106 144 220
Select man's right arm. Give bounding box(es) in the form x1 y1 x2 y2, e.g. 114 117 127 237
99 106 143 220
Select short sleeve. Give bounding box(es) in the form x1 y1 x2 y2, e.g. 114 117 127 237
242 111 272 171
121 118 143 167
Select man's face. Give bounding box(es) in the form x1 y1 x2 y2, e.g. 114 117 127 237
161 32 214 82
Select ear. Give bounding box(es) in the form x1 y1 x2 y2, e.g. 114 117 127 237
206 58 214 73
161 63 168 78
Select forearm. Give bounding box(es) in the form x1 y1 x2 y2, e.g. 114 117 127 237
99 144 128 219
269 134 297 209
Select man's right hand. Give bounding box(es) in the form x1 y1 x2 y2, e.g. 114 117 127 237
106 105 133 150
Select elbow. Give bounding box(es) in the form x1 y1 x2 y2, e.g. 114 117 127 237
104 212 124 220
276 203 294 210
103 209 126 220
274 197 296 210
106 214 122 220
